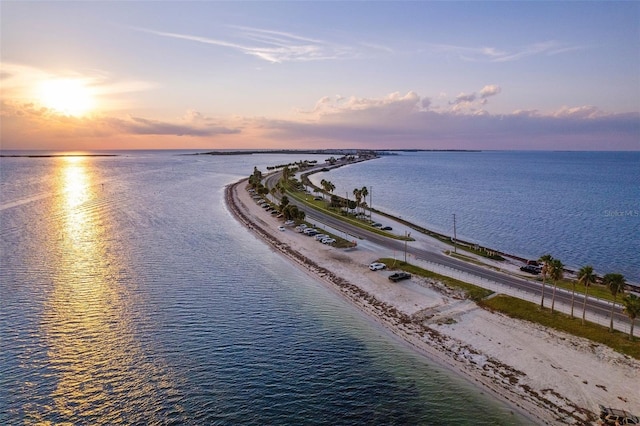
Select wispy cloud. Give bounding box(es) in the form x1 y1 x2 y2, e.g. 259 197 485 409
431 40 585 62
137 26 356 63
1 100 240 140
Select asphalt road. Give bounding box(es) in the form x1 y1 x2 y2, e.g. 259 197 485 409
263 168 630 328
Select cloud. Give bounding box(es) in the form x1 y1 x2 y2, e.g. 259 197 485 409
1 101 240 144
431 41 585 62
479 85 501 99
550 105 604 119
259 92 639 150
447 85 501 111
305 91 423 124
137 26 356 64
103 115 239 137
452 92 477 104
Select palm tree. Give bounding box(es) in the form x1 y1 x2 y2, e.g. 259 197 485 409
319 179 334 200
323 180 335 198
360 186 369 217
603 273 626 332
353 188 362 214
622 294 640 340
577 265 596 325
279 195 290 211
281 165 291 185
539 254 554 309
549 258 564 313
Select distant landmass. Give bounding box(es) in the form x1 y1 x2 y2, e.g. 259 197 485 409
191 149 480 156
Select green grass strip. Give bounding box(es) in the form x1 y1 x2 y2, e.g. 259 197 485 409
479 294 639 359
286 189 411 240
378 258 639 359
378 258 494 301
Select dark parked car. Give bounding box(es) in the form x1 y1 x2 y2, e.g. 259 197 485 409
388 272 411 282
520 265 541 275
381 226 393 231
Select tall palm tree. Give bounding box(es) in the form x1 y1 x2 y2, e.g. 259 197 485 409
538 254 554 309
603 273 626 332
279 195 290 211
360 186 369 216
622 294 640 340
549 258 564 313
325 180 335 197
577 265 596 325
281 165 291 184
353 188 362 214
320 179 327 200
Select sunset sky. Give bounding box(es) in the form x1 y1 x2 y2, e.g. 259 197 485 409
2 1 639 151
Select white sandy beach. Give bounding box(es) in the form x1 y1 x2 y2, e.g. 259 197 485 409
227 179 640 425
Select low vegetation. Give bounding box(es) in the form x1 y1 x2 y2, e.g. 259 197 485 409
380 257 639 359
480 295 639 360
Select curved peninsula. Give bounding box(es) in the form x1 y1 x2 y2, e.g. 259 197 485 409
225 173 640 426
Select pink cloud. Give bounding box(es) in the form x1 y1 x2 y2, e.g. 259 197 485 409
262 92 639 150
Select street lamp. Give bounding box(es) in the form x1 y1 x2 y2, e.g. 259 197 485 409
453 214 457 254
404 231 411 263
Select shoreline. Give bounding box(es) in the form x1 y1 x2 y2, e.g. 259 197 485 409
299 155 638 286
225 177 640 425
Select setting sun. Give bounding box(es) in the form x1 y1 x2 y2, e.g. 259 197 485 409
37 78 96 117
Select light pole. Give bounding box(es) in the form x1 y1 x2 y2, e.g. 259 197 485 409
404 231 411 263
369 186 373 222
453 214 457 253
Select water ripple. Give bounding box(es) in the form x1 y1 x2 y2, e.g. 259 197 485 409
0 153 531 425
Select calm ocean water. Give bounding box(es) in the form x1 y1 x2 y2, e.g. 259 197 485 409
0 151 528 425
311 151 640 282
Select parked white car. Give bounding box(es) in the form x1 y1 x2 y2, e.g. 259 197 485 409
321 238 336 245
369 262 386 271
314 234 329 241
278 226 285 231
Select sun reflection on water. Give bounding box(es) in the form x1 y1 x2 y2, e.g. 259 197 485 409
35 157 182 423
62 156 90 208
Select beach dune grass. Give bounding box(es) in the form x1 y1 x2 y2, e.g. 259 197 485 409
480 295 639 359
